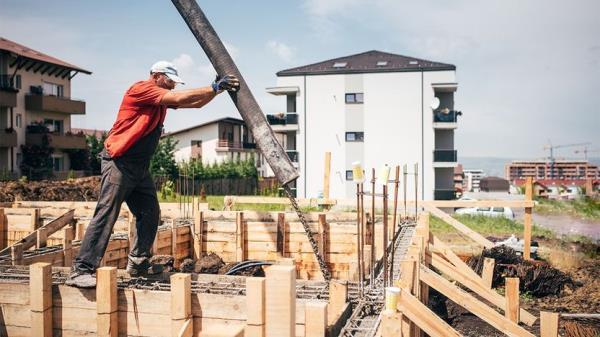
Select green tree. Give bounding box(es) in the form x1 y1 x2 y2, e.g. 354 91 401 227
87 132 107 174
20 123 53 180
150 136 179 180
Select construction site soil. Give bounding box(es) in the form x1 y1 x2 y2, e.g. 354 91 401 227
0 177 101 202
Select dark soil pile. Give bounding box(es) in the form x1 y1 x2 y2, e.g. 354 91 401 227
0 177 100 202
467 246 573 296
181 253 225 274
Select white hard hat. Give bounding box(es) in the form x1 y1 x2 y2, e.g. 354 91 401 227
150 61 185 84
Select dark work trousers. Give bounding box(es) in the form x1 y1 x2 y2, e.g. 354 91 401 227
72 156 159 273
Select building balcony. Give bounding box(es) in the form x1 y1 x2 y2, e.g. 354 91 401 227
267 113 299 132
434 189 456 200
433 110 460 129
0 75 18 108
25 93 86 115
26 132 87 149
0 128 18 147
216 139 257 152
433 149 458 168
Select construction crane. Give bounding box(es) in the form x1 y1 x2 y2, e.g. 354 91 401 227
574 147 600 160
543 141 591 178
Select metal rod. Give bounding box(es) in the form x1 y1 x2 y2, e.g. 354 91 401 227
370 168 375 286
392 165 400 237
382 183 388 287
414 162 419 217
359 183 366 296
356 183 363 298
403 164 407 219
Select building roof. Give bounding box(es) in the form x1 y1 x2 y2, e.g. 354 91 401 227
276 50 455 77
0 37 91 75
512 179 597 187
162 117 244 138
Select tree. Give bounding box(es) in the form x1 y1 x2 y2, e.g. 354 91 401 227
150 136 179 180
87 132 107 174
20 123 53 180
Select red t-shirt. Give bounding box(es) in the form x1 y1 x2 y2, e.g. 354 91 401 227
104 80 169 158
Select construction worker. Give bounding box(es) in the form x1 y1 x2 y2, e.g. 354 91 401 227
66 61 239 288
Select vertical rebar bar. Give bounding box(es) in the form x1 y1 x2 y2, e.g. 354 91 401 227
370 168 375 286
403 164 407 219
382 183 388 287
392 165 400 236
356 183 363 297
359 182 365 295
414 162 419 218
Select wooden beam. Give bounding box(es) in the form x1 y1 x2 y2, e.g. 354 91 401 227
413 200 535 208
11 243 23 265
97 267 118 337
62 227 74 267
76 222 85 241
482 257 495 289
36 227 48 249
524 177 533 260
430 234 488 286
420 266 535 337
318 213 328 261
276 212 285 254
396 287 463 337
0 209 7 250
430 252 537 326
265 265 296 337
171 273 193 337
30 262 52 337
328 280 348 325
246 277 265 337
128 214 136 252
236 212 246 261
505 278 520 323
193 210 204 259
425 206 494 248
381 309 403 337
539 312 559 337
323 152 331 199
305 301 328 337
30 208 41 231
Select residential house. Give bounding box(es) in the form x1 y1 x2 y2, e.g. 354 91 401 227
0 37 91 177
264 50 460 199
479 176 509 192
463 169 485 192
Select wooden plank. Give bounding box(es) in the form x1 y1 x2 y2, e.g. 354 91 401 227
193 211 204 259
420 266 535 337
30 262 52 337
539 311 559 337
380 309 402 337
62 227 74 267
76 222 85 241
97 267 118 337
11 242 23 265
265 265 296 337
37 227 48 249
277 213 285 254
246 277 266 326
323 152 331 199
171 273 192 337
327 280 347 325
0 208 7 250
318 214 328 263
482 257 495 289
236 212 247 261
30 208 41 231
305 301 327 337
430 234 487 287
0 209 75 256
0 283 29 305
425 206 494 248
430 252 537 326
411 200 535 208
396 288 463 337
505 277 520 323
524 177 533 260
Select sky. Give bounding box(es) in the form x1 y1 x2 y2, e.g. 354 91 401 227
1 0 599 159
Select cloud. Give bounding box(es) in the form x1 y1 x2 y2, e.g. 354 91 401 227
266 40 296 63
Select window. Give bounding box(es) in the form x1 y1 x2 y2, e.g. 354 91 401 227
376 61 388 67
345 93 364 104
492 207 504 212
16 114 22 128
44 119 63 133
53 157 63 171
345 132 364 142
333 62 347 68
42 81 64 97
346 170 353 181
15 75 21 89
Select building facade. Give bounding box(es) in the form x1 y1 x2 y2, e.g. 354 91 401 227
463 169 485 192
505 160 599 181
0 37 91 178
163 117 259 168
263 50 460 199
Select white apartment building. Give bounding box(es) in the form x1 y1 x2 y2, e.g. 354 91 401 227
0 37 91 178
264 50 460 199
163 117 260 168
463 169 486 192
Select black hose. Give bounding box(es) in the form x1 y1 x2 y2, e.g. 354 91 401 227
225 260 273 275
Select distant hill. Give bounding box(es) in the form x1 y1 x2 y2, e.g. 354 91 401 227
459 157 600 179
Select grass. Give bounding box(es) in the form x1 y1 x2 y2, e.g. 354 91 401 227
534 197 600 220
430 214 555 239
157 193 321 212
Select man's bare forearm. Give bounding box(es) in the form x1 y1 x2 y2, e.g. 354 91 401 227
160 86 216 106
178 93 217 109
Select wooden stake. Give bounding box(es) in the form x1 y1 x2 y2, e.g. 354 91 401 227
76 222 85 241
62 227 74 266
11 243 23 265
524 177 533 260
505 277 520 323
318 213 328 262
97 267 118 337
482 258 495 289
171 273 193 337
381 309 402 337
36 227 48 249
323 152 331 199
30 262 52 337
128 214 136 252
540 311 559 337
193 210 204 259
0 208 6 250
328 280 348 325
246 277 266 337
276 212 285 255
236 212 246 261
30 208 40 231
265 265 296 337
305 301 328 337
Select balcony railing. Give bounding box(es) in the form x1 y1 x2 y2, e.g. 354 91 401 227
217 139 257 150
433 149 457 162
433 110 460 123
25 92 86 115
286 150 299 163
266 113 298 126
0 75 18 107
0 129 17 147
434 189 456 200
26 132 87 149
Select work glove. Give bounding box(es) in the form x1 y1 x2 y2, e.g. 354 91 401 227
212 74 240 92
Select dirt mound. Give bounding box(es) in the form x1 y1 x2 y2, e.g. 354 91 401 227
468 246 573 296
184 253 225 274
0 177 100 202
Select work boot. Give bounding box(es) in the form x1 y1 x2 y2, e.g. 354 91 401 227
126 256 165 277
65 271 96 288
